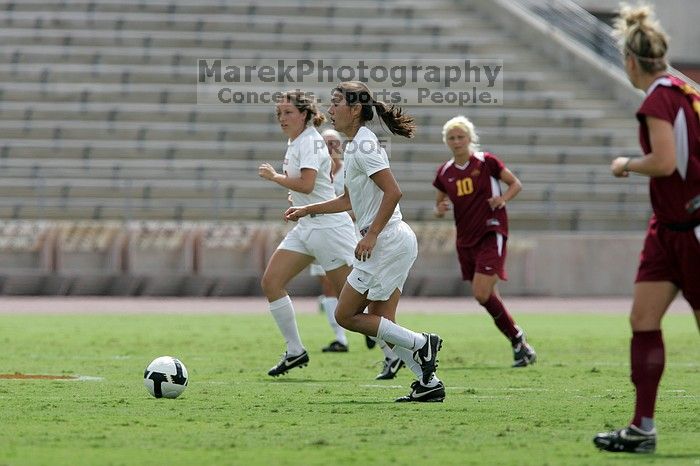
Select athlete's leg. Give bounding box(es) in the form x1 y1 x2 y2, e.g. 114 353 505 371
320 265 353 349
628 281 677 430
261 249 314 357
473 273 520 341
261 249 314 301
319 274 335 297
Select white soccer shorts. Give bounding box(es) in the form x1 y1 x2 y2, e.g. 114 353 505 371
347 221 417 301
277 219 356 272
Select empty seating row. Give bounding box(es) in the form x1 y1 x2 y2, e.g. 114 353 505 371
0 119 635 147
0 63 557 93
0 137 640 163
2 44 539 67
9 0 450 17
8 0 456 18
0 158 647 188
0 16 485 39
0 100 630 128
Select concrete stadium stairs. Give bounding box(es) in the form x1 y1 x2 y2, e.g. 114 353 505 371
0 0 650 231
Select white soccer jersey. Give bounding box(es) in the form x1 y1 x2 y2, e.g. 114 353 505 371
332 162 345 197
283 126 349 228
343 126 402 232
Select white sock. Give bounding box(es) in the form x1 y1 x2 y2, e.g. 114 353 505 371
390 346 440 387
321 296 347 345
373 337 398 360
391 345 422 378
268 295 305 356
376 317 427 351
421 374 441 388
639 417 655 432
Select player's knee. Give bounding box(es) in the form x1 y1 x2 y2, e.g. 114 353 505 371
334 309 351 329
335 307 364 331
473 288 491 305
260 273 282 298
629 307 662 331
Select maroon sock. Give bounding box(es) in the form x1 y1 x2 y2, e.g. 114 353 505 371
630 330 665 428
482 294 520 342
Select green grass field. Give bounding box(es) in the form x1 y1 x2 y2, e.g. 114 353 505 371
1 311 698 466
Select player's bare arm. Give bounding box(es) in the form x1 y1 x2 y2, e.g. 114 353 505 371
352 168 401 261
258 165 317 194
488 167 522 209
284 186 352 221
434 190 451 218
611 117 676 178
366 168 402 236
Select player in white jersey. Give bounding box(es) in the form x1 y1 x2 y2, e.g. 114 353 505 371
258 91 357 377
309 128 351 353
286 81 445 402
311 128 405 378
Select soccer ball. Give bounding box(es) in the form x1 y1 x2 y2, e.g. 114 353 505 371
143 356 189 399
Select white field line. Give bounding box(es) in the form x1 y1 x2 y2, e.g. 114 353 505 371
73 375 103 381
0 374 104 381
592 361 700 367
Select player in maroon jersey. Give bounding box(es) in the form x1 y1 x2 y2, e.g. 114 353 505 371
433 115 536 368
593 4 700 454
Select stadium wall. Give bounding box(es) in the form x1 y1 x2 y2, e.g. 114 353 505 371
0 222 643 297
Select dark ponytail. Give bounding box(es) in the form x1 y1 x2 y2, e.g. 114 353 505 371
333 81 416 138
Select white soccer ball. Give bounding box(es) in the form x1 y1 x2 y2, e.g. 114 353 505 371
143 356 189 399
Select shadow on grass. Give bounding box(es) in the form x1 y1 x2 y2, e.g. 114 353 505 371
310 400 397 405
438 365 509 372
264 378 333 383
643 453 700 460
601 452 700 461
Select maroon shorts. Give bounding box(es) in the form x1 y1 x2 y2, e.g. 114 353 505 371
636 219 700 309
456 232 508 281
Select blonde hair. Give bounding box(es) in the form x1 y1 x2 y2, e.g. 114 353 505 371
321 128 343 157
614 2 668 73
442 116 480 153
321 128 343 143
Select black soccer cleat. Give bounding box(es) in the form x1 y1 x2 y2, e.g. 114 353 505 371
395 380 445 403
413 333 442 384
376 357 404 380
322 340 348 353
512 332 537 367
593 425 656 453
267 351 309 376
365 335 377 349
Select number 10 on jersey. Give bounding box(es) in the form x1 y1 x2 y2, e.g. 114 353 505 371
456 178 474 196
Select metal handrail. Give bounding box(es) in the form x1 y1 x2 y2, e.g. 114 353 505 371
515 0 621 66
509 0 699 86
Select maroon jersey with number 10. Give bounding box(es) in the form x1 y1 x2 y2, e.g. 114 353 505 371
433 151 509 248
